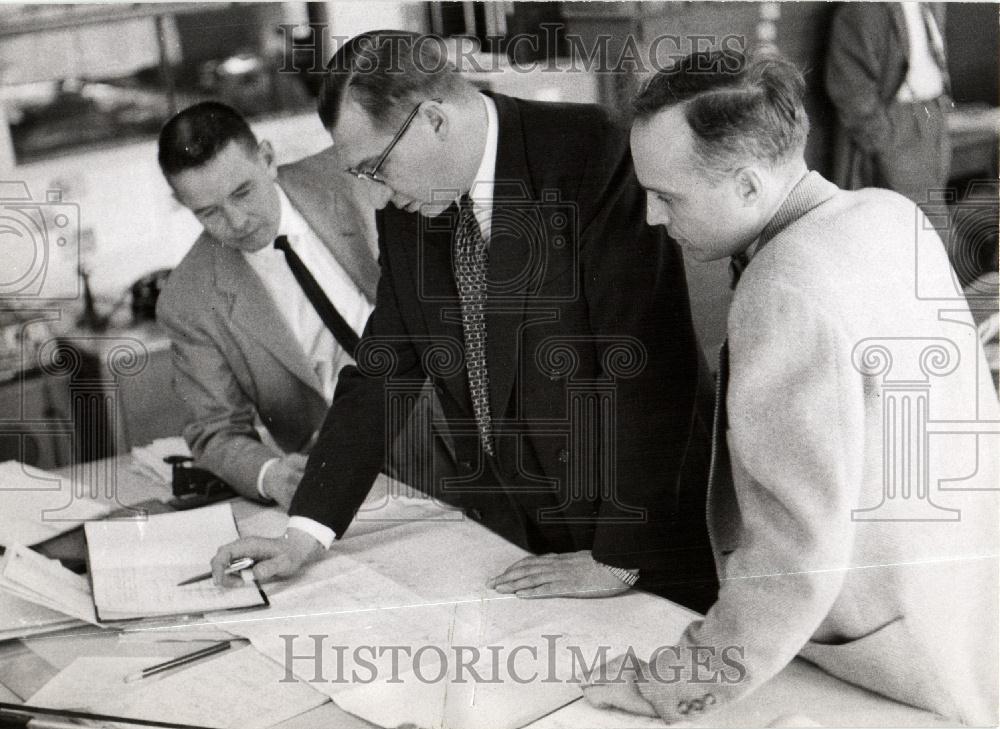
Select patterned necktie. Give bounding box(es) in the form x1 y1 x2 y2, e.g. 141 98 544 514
453 196 495 457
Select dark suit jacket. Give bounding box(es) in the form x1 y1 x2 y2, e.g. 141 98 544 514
291 94 710 579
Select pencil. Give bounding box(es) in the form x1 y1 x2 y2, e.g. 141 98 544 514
123 640 232 683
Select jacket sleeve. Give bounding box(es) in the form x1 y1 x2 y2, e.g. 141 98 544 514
636 283 866 722
825 3 896 154
157 293 279 499
578 132 710 577
288 221 425 537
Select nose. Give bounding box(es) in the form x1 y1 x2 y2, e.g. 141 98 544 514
223 203 250 232
646 197 669 228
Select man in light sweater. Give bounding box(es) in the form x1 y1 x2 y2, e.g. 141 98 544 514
584 50 998 726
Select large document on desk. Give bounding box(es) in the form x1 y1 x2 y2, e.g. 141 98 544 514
84 502 267 622
216 488 699 729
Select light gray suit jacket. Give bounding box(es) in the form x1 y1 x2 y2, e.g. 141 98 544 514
156 149 379 496
637 173 998 726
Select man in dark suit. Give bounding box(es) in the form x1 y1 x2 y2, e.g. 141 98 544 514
213 31 714 608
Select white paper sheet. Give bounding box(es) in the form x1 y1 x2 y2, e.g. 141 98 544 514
84 503 266 621
26 655 172 711
0 588 83 641
0 542 98 623
100 645 328 729
0 460 112 546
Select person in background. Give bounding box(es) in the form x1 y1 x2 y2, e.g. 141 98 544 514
157 102 444 509
583 49 998 725
211 30 717 609
825 2 952 206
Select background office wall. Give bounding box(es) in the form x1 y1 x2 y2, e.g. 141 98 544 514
5 2 996 350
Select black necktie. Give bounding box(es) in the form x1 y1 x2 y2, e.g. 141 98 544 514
274 235 360 358
729 252 750 290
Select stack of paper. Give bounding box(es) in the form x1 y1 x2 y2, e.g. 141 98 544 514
0 542 98 638
130 436 190 485
84 502 268 622
0 461 112 546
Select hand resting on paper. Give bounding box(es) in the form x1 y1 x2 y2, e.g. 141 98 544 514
211 528 322 587
487 550 633 599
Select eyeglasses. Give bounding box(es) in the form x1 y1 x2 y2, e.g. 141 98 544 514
345 98 442 186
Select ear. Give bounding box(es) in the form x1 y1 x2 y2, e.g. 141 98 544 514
258 140 278 179
422 101 448 140
734 167 763 206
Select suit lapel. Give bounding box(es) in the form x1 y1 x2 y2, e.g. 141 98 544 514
277 153 380 303
392 206 470 409
485 94 534 422
213 245 324 397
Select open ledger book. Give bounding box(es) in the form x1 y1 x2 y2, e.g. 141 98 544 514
84 502 268 622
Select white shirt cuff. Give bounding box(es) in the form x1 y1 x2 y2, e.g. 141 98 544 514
287 516 336 550
256 457 280 501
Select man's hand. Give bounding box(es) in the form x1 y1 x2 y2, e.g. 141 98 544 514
581 654 659 718
211 527 322 587
260 453 308 511
486 550 633 599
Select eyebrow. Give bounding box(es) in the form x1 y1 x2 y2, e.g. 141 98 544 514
645 184 683 199
192 181 253 216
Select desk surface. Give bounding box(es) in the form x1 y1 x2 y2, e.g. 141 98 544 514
0 456 947 729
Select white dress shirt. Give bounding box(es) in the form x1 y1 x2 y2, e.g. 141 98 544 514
896 2 946 102
243 187 373 526
289 93 500 549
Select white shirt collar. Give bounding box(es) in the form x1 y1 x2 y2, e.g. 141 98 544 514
467 93 498 240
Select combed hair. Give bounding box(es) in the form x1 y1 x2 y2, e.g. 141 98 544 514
633 49 809 174
317 30 471 132
157 101 258 177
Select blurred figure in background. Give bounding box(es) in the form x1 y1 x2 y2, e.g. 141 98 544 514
826 2 952 206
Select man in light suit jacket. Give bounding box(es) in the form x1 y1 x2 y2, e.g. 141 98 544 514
156 102 387 508
211 31 716 609
585 50 998 725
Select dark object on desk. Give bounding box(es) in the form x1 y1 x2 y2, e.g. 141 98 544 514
166 455 236 510
124 640 233 682
31 499 171 573
0 701 217 728
131 268 172 322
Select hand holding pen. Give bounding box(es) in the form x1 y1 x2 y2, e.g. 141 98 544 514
176 557 256 587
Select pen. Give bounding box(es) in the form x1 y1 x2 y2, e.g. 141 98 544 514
176 557 256 586
123 640 232 683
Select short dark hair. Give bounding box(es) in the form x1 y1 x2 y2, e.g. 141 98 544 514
158 101 258 177
632 49 809 174
317 30 471 132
